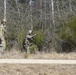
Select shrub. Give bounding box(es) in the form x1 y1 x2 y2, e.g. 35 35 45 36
16 29 26 49
5 32 16 50
29 44 38 53
33 30 44 50
68 17 76 39
58 17 76 52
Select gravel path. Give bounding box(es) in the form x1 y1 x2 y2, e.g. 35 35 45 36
0 64 76 75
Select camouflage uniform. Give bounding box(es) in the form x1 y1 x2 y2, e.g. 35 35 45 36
25 30 36 54
0 19 6 51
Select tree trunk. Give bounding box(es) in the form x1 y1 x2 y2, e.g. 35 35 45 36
29 0 33 30
4 0 6 20
44 0 47 30
56 0 61 18
51 0 55 47
40 0 43 31
15 0 20 18
69 0 72 13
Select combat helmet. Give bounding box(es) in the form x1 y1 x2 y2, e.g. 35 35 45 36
28 30 33 34
1 19 6 24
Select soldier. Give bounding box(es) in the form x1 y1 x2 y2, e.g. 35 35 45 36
25 30 36 54
0 19 6 51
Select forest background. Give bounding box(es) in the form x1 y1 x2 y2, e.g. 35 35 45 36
0 0 76 53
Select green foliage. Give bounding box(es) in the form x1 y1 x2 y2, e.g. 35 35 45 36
29 45 38 53
5 32 16 50
68 17 76 39
60 26 67 40
59 17 76 52
16 29 26 49
33 30 44 49
60 17 76 40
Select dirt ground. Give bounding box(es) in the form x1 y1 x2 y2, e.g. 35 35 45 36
0 48 76 59
0 64 76 75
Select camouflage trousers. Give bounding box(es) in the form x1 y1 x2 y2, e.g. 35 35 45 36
0 35 6 52
25 41 38 54
25 40 30 54
25 39 34 54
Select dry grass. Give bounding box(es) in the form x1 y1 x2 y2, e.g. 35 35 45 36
0 64 76 75
0 48 76 59
27 52 76 59
0 48 24 59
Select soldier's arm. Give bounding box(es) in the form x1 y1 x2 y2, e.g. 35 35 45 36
32 34 36 37
26 34 37 39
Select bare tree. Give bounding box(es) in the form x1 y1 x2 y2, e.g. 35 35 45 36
40 0 43 30
69 0 72 13
29 0 33 30
4 0 6 20
51 0 56 47
56 0 61 18
15 0 20 18
44 0 47 30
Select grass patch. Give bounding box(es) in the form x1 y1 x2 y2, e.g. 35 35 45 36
33 30 44 50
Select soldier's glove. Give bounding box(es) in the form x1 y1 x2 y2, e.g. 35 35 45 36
34 34 36 36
